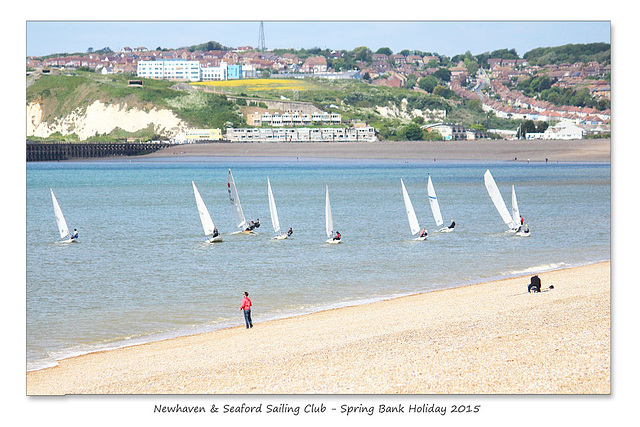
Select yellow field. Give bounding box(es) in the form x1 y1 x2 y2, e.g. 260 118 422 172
191 78 315 91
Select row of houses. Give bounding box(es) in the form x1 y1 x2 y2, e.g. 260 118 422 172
226 126 377 142
247 111 342 126
482 80 611 125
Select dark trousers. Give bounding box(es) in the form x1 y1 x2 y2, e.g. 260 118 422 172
243 309 253 328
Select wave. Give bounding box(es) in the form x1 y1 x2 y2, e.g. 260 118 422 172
504 262 567 275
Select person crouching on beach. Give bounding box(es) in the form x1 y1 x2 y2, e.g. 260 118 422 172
240 292 253 329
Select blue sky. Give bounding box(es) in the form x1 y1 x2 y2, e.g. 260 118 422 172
26 21 610 58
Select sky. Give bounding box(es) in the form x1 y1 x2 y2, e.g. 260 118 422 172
26 21 610 58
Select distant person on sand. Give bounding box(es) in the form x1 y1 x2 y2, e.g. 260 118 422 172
240 292 253 329
71 228 78 239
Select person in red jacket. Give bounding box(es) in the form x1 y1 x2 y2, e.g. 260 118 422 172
240 291 253 329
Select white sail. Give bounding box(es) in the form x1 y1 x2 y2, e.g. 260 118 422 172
267 178 281 235
511 185 521 227
325 185 334 238
401 179 421 235
484 170 517 229
192 181 215 236
427 176 444 227
227 169 247 231
50 188 70 240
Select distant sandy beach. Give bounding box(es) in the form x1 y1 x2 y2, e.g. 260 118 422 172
142 139 611 162
27 261 610 395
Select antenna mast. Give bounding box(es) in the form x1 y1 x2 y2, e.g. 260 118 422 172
258 21 266 52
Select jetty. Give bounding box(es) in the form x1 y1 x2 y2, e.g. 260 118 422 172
26 141 170 162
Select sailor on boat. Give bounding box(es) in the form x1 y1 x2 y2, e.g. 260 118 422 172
287 227 293 237
333 231 341 241
212 227 219 238
419 228 428 238
448 220 455 230
71 229 78 240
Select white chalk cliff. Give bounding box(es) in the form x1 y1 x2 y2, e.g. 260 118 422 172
27 100 186 140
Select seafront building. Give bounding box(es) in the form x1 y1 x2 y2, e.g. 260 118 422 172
247 111 342 126
173 128 224 143
226 126 377 142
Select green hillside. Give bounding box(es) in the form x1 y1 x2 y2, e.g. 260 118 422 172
27 70 513 141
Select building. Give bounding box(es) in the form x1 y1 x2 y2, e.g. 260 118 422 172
423 123 466 141
247 111 341 127
173 128 224 143
226 126 376 142
138 59 246 82
301 56 328 74
136 59 201 81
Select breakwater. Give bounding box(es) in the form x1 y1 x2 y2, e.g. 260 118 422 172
26 142 170 162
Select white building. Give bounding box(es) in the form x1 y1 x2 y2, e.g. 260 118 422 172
543 121 584 140
201 62 228 81
137 59 201 81
226 127 377 142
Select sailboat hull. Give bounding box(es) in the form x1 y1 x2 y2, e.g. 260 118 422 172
207 236 223 243
274 234 288 240
326 238 342 244
413 236 428 241
438 227 453 233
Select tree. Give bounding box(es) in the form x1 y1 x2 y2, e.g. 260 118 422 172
433 68 451 82
418 75 438 92
467 99 483 113
402 123 423 141
464 58 479 76
375 47 393 56
404 74 418 89
352 46 372 62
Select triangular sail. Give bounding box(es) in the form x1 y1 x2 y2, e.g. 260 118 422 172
192 181 215 236
511 185 520 226
267 178 280 235
427 176 444 227
325 186 334 238
401 179 421 235
50 188 70 240
484 170 517 229
227 169 247 230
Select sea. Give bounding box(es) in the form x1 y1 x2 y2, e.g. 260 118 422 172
26 157 611 371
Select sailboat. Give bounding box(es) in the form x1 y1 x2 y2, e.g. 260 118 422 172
192 181 222 243
427 175 453 233
227 169 254 234
50 188 76 243
484 170 519 233
325 186 341 244
267 178 288 239
511 185 530 236
401 179 427 240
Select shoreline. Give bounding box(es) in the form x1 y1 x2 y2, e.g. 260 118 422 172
27 261 610 395
25 259 606 374
138 139 611 163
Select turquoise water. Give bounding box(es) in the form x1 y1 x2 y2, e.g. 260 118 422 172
26 158 610 370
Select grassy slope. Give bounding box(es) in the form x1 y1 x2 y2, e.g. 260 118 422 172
27 71 508 141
